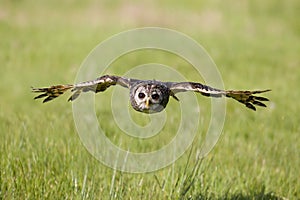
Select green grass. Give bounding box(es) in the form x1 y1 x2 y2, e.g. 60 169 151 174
1 0 299 199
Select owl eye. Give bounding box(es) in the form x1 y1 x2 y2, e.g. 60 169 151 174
138 92 146 99
151 93 160 100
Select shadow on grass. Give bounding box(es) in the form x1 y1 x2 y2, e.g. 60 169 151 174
220 192 284 200
177 156 285 200
195 188 285 200
153 144 287 200
194 192 285 200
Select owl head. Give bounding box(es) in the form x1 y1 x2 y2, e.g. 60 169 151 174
130 82 170 113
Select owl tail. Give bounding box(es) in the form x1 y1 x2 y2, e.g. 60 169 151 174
225 89 271 111
31 84 74 103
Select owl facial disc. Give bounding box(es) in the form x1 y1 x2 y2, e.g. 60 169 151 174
130 82 171 114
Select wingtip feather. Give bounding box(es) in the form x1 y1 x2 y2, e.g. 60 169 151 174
246 103 256 111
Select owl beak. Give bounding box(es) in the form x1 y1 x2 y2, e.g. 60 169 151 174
145 97 150 109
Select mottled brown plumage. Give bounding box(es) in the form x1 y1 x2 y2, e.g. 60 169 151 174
32 75 271 113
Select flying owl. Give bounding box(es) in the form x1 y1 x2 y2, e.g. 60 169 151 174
32 75 271 113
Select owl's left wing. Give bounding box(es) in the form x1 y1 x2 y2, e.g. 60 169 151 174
168 82 271 111
32 75 130 103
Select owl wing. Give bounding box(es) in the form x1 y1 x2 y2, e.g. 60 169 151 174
168 82 271 111
32 75 131 103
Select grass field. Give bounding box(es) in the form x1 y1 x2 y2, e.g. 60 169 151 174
1 0 299 199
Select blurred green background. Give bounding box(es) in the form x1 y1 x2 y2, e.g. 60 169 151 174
1 0 299 199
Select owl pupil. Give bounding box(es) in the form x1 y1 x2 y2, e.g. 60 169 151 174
138 92 145 99
151 93 159 100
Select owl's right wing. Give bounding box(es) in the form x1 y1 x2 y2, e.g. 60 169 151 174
32 75 131 103
168 82 271 111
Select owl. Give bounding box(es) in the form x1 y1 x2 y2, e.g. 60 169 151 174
32 75 271 113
